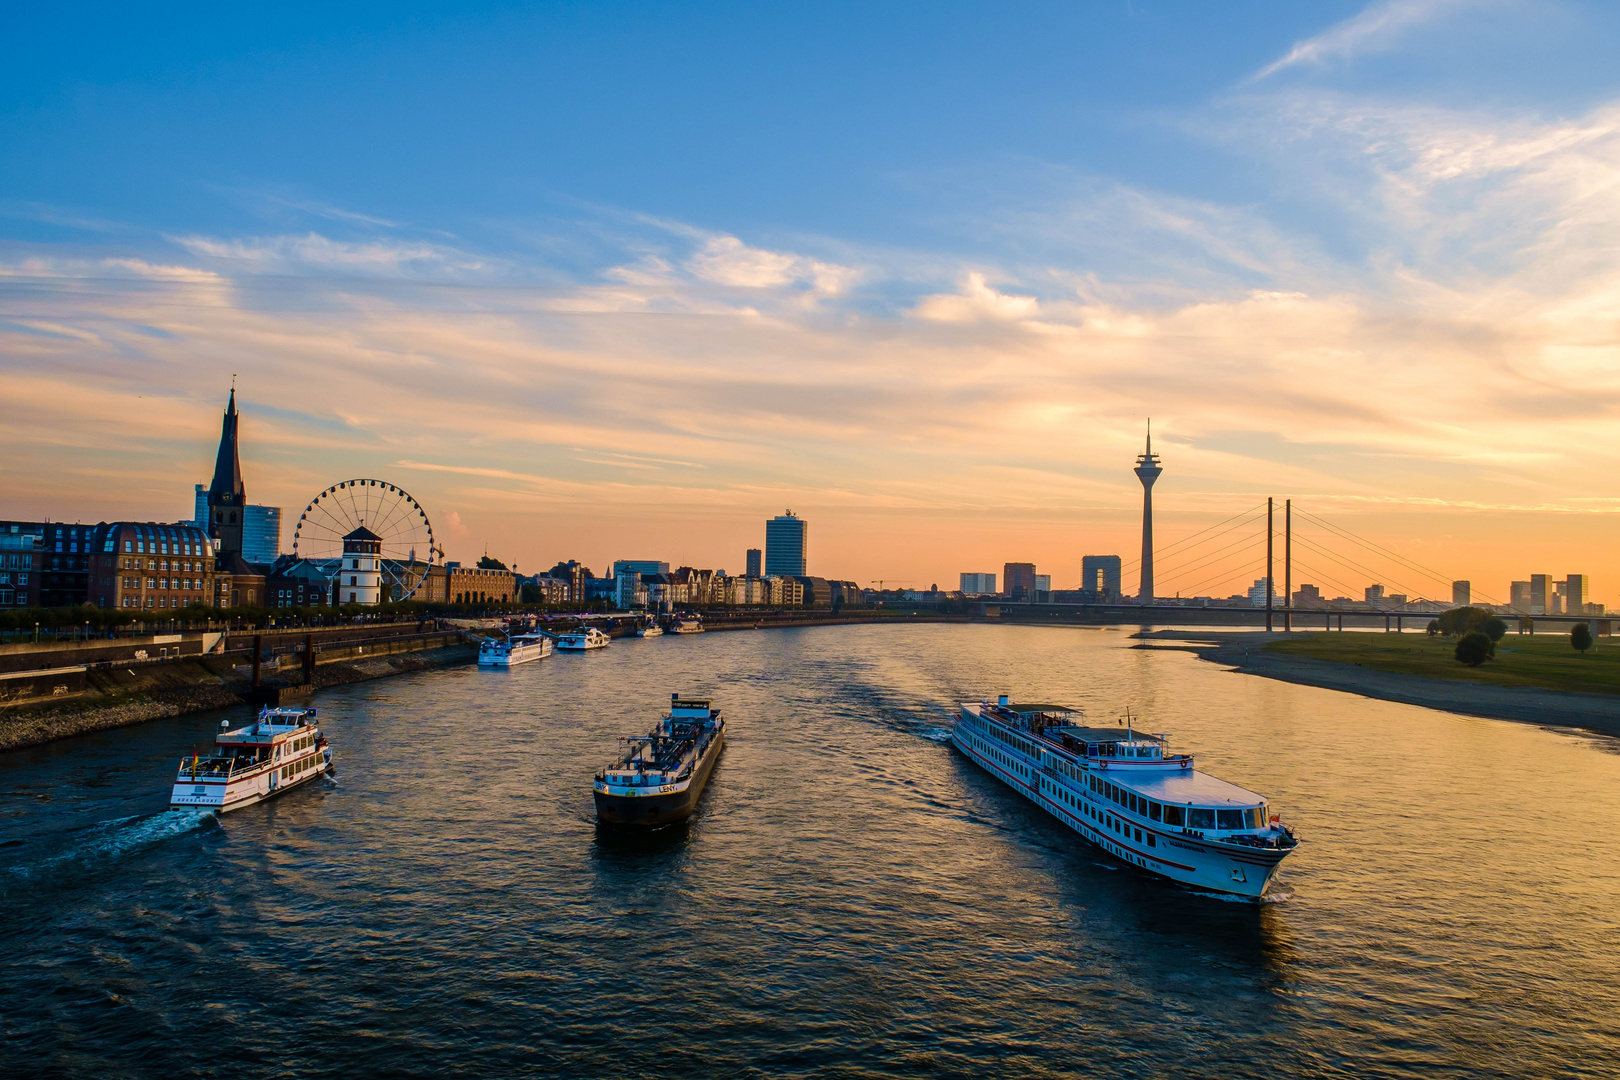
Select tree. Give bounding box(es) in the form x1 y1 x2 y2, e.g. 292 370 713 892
1481 616 1508 643
1426 619 1441 637
477 555 508 570
1455 631 1492 667
1572 622 1594 654
1437 606 1489 636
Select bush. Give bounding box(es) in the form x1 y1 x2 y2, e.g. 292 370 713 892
1481 616 1508 642
1455 632 1492 667
1426 619 1441 637
1572 623 1594 654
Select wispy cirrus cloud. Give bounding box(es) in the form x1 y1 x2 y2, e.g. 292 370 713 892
1254 0 1481 80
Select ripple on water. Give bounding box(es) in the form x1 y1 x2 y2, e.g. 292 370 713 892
3 623 1619 1079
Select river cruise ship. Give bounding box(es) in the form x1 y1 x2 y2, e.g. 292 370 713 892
671 617 704 634
953 695 1298 897
169 706 333 813
555 626 611 651
594 695 725 827
478 632 553 667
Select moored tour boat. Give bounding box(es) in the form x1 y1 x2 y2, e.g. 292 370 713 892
594 695 725 827
671 617 704 634
555 626 611 651
170 706 333 813
638 620 664 638
952 695 1299 898
478 632 553 667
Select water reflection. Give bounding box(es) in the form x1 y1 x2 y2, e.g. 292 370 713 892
2 623 1617 1078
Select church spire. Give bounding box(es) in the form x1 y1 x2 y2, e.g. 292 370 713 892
208 388 245 505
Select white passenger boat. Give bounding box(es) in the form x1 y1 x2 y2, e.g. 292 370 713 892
671 618 704 634
169 706 333 813
478 632 553 667
638 620 664 638
555 626 611 651
953 695 1299 898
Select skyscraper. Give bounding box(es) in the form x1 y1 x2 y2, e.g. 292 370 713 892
765 511 807 576
1452 580 1471 607
1082 555 1123 602
1133 422 1163 602
1565 574 1591 613
196 483 281 563
746 548 762 578
1003 562 1036 600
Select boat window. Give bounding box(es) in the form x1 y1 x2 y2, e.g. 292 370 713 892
1146 833 1156 848
1247 807 1265 829
1188 808 1215 829
1217 809 1245 831
1148 801 1161 822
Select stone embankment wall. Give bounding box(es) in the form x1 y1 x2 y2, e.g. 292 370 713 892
0 636 476 754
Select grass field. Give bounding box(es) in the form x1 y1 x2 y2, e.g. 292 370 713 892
1264 630 1620 695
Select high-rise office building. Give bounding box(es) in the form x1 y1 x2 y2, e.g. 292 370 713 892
613 559 670 577
1530 574 1552 616
1081 555 1123 602
746 549 762 578
1565 574 1591 613
1452 580 1471 607
960 572 996 595
1510 581 1532 612
1034 574 1051 594
1134 423 1162 601
1003 562 1036 600
193 481 280 563
765 511 807 577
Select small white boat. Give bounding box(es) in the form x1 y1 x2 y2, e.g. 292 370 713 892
638 621 664 638
555 626 612 651
479 632 553 667
170 707 333 813
671 618 704 634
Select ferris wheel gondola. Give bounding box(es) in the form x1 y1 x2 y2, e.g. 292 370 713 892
292 479 435 601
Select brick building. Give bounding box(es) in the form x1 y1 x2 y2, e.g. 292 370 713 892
0 521 44 609
88 521 216 611
446 563 518 605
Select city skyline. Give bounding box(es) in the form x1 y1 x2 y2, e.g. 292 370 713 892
5 3 1620 601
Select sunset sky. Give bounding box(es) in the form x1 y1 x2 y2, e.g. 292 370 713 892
4 1 1620 602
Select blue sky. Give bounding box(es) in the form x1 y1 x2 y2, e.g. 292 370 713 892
5 1 1620 597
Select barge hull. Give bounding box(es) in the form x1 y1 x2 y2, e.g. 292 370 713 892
594 732 725 827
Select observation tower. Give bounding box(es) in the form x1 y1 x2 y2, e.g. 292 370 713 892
1134 422 1163 602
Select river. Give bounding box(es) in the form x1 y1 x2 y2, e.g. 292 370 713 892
3 623 1618 1078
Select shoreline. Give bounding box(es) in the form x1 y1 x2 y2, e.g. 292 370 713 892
0 642 478 755
1138 630 1620 740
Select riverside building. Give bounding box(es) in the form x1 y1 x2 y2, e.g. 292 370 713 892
765 511 807 577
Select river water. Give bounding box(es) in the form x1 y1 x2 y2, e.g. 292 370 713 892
2 624 1618 1078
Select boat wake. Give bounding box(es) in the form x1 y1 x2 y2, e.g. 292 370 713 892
4 810 214 885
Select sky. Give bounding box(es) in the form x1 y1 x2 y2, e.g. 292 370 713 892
4 0 1620 603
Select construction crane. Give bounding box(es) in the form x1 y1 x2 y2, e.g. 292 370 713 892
870 579 914 590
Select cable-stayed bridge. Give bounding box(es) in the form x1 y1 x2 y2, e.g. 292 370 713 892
992 500 1604 632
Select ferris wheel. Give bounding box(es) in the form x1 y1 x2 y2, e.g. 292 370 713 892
292 479 437 601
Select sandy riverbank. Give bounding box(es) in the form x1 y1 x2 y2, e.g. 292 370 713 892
1138 630 1620 740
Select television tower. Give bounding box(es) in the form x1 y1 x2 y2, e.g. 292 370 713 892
1134 420 1163 602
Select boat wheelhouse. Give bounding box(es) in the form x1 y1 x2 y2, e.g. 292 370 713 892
555 626 611 651
952 695 1298 897
594 695 725 827
478 632 553 667
170 706 333 813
